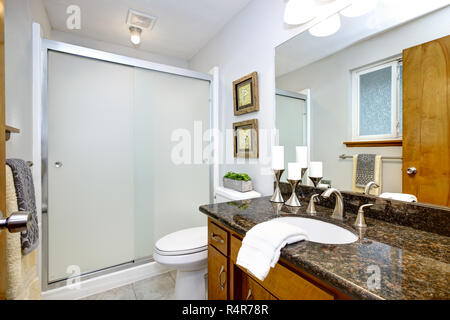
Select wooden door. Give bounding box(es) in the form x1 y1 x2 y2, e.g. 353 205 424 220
403 35 450 206
208 245 228 300
0 0 7 299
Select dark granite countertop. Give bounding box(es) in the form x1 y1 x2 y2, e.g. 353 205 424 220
199 196 450 300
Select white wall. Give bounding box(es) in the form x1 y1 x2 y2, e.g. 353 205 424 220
276 7 450 193
5 0 51 159
50 30 188 69
189 0 347 195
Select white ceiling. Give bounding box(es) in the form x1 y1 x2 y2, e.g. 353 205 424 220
276 0 450 77
43 0 253 61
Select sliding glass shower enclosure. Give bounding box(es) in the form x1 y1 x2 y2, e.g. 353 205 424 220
42 42 212 287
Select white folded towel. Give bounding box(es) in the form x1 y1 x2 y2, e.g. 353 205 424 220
236 220 309 281
380 192 418 202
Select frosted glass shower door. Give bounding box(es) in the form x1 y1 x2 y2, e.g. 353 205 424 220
276 94 306 181
47 51 135 282
133 68 211 259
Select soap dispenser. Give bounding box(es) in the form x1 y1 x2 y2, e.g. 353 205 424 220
354 204 373 228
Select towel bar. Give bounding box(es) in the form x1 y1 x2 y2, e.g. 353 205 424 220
339 154 402 160
0 211 31 233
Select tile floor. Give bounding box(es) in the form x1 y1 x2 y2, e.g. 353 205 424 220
81 271 176 300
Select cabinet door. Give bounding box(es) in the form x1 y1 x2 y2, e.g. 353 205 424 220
208 245 228 300
242 274 277 300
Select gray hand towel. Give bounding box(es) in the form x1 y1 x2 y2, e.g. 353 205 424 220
355 154 376 188
6 159 39 255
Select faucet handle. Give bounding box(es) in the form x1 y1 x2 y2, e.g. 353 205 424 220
306 194 319 215
354 204 373 228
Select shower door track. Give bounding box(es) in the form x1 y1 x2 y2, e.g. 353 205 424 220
40 39 215 291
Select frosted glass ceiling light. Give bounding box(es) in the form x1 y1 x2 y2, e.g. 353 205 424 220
340 0 378 17
309 13 341 37
284 0 317 25
129 26 142 45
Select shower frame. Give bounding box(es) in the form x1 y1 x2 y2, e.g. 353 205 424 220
40 39 216 291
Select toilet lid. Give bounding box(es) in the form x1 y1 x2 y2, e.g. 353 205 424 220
155 226 207 256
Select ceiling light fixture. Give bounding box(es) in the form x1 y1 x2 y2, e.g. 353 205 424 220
284 0 317 25
340 0 379 17
308 13 341 37
129 26 142 45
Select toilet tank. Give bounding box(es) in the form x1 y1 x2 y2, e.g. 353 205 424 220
214 186 262 203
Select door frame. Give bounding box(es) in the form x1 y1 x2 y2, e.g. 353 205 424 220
0 0 7 300
38 34 216 291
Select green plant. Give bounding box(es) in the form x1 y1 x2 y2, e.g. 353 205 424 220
224 171 251 181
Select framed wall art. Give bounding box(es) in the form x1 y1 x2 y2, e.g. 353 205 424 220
233 119 259 158
233 72 259 116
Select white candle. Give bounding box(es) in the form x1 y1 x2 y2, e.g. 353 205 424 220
288 162 302 180
272 146 285 170
309 161 323 178
296 146 308 168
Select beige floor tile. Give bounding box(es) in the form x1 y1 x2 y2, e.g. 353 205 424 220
82 284 136 300
133 272 175 300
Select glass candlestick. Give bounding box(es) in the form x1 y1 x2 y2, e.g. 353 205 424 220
309 176 323 188
285 179 301 207
270 169 285 203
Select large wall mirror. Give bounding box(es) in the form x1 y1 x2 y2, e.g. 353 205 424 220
275 3 450 207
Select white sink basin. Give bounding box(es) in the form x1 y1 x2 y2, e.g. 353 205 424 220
272 217 358 245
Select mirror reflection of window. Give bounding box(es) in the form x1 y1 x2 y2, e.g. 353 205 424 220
352 59 403 141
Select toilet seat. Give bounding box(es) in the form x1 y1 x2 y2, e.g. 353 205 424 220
155 226 207 256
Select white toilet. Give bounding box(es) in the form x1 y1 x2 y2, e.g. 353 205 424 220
153 187 261 300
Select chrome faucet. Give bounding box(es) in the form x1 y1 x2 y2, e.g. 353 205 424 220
321 188 344 221
364 181 379 195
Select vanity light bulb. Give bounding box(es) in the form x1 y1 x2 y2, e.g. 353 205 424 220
309 13 341 37
284 0 317 25
130 26 142 45
340 0 378 18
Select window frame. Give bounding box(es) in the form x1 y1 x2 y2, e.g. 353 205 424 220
351 57 403 142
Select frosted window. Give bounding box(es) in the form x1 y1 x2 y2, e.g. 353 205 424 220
359 66 392 136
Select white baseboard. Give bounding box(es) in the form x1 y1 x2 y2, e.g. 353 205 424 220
42 261 172 300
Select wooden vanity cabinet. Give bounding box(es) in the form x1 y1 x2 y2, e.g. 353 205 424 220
207 218 350 300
